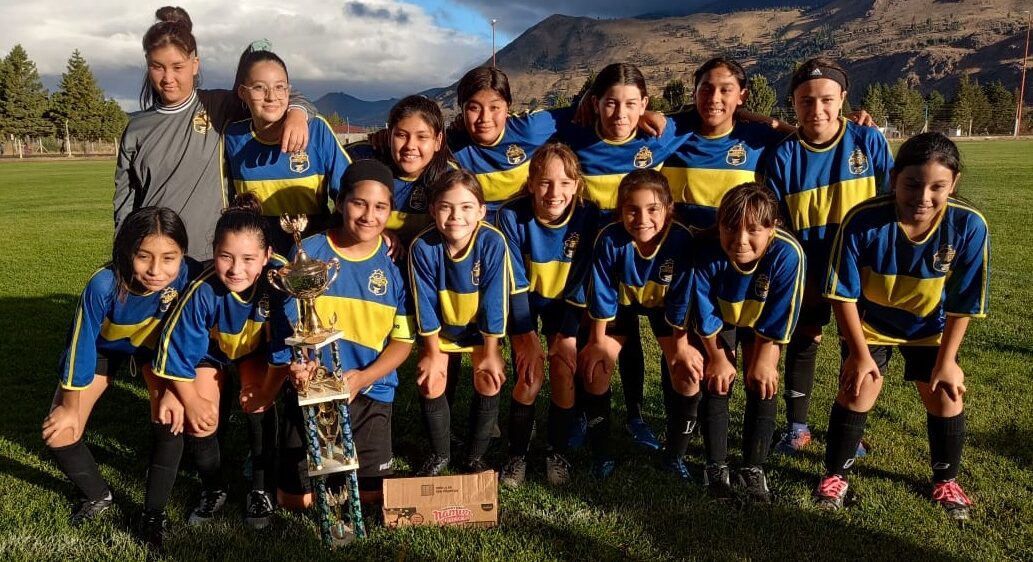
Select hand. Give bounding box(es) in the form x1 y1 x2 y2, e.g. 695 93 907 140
639 110 667 137
572 95 596 127
281 108 310 153
929 359 966 402
183 397 219 434
847 109 876 128
157 390 185 435
577 336 619 385
342 369 362 404
703 354 736 395
840 350 881 398
547 335 577 376
42 404 79 445
289 358 317 389
512 332 546 387
382 230 405 261
416 350 449 390
474 349 507 394
747 361 780 401
672 344 705 388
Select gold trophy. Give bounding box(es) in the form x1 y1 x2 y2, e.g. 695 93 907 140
266 213 364 546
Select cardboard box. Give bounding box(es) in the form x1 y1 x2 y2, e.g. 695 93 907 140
382 470 498 529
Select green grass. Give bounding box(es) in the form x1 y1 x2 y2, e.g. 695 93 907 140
1 144 1032 561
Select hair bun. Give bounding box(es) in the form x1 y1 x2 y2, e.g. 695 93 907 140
226 192 264 216
155 6 192 31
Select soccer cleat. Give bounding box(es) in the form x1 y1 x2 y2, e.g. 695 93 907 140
69 492 113 527
931 480 972 521
855 439 870 459
568 413 588 450
460 457 490 474
773 427 812 456
499 456 527 487
625 417 661 451
660 456 693 482
814 474 850 510
187 489 227 526
735 466 772 503
704 463 733 500
138 510 168 550
416 454 450 477
245 489 275 530
591 455 616 480
545 453 572 486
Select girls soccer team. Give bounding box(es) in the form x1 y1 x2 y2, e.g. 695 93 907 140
44 5 991 544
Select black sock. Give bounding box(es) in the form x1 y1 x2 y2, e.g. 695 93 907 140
507 398 536 457
928 412 965 482
444 354 461 407
547 401 574 453
784 334 819 426
700 388 731 465
665 392 701 460
466 391 500 462
186 434 223 492
583 390 613 456
51 439 109 501
144 423 184 513
246 410 277 491
824 402 868 477
618 332 645 421
742 390 777 467
420 394 451 458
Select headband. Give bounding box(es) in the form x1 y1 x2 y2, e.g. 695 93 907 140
790 65 849 94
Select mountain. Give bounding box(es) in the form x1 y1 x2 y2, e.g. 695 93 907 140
313 92 399 127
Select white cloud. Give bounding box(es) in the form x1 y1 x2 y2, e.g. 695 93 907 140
0 0 491 109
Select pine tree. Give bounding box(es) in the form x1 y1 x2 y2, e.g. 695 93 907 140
743 74 776 116
50 50 106 142
97 99 128 142
662 79 687 111
0 45 52 139
950 75 990 134
861 83 887 125
926 90 946 127
886 79 925 134
982 81 1015 134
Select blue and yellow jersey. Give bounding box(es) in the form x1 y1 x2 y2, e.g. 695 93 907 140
448 109 565 213
269 233 415 402
663 114 786 229
408 222 513 351
153 255 287 381
692 228 805 344
558 117 689 214
225 116 351 217
824 196 990 346
765 118 893 284
343 141 440 242
588 221 694 328
58 260 195 389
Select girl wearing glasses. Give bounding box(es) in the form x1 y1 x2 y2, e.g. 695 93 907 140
224 43 352 256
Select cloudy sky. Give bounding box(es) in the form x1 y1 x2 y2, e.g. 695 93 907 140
0 0 680 108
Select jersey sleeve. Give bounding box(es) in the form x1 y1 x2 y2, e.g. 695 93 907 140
753 242 805 343
824 214 863 301
869 132 894 195
153 282 215 381
58 271 115 389
478 229 510 338
944 212 990 317
563 205 599 309
408 237 443 336
495 207 529 292
664 231 695 329
314 116 352 204
267 290 300 366
588 229 621 321
692 252 726 338
113 126 137 233
390 260 417 342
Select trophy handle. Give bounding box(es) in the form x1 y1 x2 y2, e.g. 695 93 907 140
267 269 289 294
324 259 341 288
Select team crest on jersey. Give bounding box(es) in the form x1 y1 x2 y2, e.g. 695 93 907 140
192 108 212 134
726 143 748 166
659 258 675 283
932 244 956 273
848 147 869 175
633 146 653 169
159 287 179 313
256 294 270 319
409 184 427 211
563 233 580 258
368 269 389 296
289 151 311 174
755 274 770 299
505 144 527 166
471 259 482 286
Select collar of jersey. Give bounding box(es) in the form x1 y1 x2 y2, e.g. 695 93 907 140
227 277 260 304
728 230 775 275
797 117 847 153
895 203 948 245
596 123 637 146
632 221 673 260
155 90 198 114
249 121 283 146
398 172 420 182
329 229 383 262
446 222 482 262
534 199 576 229
476 126 507 148
698 122 735 140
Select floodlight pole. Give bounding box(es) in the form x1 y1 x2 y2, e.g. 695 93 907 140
491 18 498 67
1016 10 1031 137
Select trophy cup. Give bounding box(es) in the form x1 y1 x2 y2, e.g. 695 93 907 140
267 213 366 547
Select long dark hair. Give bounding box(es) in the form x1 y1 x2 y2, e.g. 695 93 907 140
457 66 512 107
113 207 188 300
386 95 454 189
589 63 648 101
139 6 200 110
234 41 289 93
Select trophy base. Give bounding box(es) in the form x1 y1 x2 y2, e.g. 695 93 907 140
287 331 343 350
297 385 350 406
309 454 360 476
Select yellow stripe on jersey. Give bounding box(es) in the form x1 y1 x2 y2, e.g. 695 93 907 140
438 290 480 331
100 317 163 349
618 281 668 309
584 173 629 211
475 161 531 204
64 296 87 389
717 298 765 330
860 269 946 318
665 168 758 207
393 314 416 342
528 260 573 300
861 320 943 346
234 175 326 216
783 177 876 232
311 294 406 352
211 319 266 361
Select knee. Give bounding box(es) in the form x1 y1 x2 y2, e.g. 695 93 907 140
276 489 313 511
472 373 500 396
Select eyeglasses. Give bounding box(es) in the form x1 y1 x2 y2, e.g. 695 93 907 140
243 83 290 99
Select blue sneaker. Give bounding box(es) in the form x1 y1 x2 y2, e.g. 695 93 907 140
568 413 588 450
591 455 616 480
855 439 869 458
625 417 661 451
660 456 693 482
773 427 812 456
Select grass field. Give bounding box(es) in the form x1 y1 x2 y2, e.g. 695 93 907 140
1 143 1032 562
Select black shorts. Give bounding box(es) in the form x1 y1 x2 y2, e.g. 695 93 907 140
93 349 147 377
535 300 577 338
605 306 674 339
278 390 394 495
840 342 946 383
